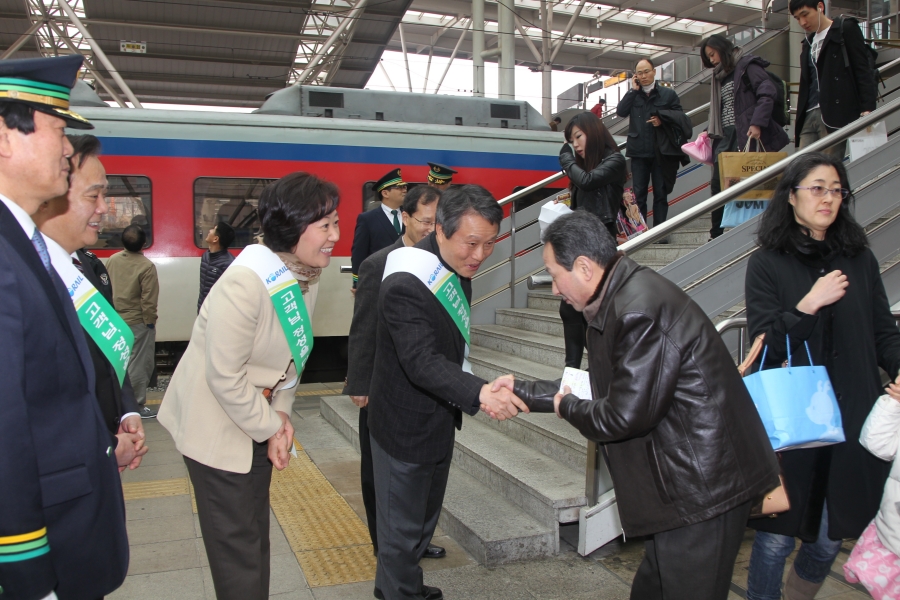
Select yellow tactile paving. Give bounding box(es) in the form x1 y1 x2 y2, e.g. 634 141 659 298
121 477 189 501
296 545 378 587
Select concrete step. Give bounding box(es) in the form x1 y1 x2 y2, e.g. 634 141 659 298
526 291 559 312
468 344 562 383
630 243 699 264
454 415 587 529
471 324 587 371
495 307 563 337
319 395 558 566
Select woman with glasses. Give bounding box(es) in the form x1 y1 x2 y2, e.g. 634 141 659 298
615 57 685 229
700 34 790 239
744 152 900 600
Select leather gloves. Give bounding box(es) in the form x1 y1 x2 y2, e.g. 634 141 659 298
559 142 576 170
512 379 562 413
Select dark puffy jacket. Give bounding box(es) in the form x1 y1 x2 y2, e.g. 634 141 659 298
616 83 683 158
730 55 790 152
557 254 779 537
794 17 878 147
198 249 235 311
559 147 627 224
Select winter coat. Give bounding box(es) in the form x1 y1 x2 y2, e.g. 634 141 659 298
746 245 900 540
559 254 780 537
859 394 900 557
559 145 627 225
795 17 878 147
729 55 790 152
616 83 684 158
198 248 235 312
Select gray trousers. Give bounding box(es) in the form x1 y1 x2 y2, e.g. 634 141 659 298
799 107 846 160
371 435 451 600
128 323 155 405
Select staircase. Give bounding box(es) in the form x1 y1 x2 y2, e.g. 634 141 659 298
320 216 715 566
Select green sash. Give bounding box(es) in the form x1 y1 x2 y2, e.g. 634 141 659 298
52 250 133 385
382 247 472 372
232 244 314 373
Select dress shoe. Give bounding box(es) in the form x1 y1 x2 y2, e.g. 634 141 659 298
374 585 443 599
423 543 446 558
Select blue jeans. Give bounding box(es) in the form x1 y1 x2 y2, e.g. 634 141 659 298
746 504 843 600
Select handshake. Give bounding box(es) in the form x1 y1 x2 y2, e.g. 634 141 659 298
479 375 568 420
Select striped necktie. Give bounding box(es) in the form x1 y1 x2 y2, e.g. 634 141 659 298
30 229 51 273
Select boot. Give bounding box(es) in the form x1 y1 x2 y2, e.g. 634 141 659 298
562 325 585 369
783 565 824 600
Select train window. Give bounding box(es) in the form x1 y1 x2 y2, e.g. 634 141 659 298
490 104 521 120
193 178 275 249
309 91 344 108
91 175 152 250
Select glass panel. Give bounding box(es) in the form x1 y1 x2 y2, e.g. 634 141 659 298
92 175 152 249
193 177 275 249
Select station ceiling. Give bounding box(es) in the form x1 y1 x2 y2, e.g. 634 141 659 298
0 0 780 108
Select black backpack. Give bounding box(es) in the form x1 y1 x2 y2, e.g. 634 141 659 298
743 69 790 127
834 16 885 101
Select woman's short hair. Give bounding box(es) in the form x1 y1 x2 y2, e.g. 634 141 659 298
563 111 619 176
756 152 868 257
699 34 736 72
258 172 340 253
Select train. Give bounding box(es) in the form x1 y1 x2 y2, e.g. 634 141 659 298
69 83 565 377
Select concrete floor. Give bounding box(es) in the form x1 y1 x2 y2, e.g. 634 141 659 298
108 384 871 600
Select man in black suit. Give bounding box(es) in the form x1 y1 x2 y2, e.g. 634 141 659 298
368 185 528 600
350 168 406 292
34 133 149 473
345 185 442 559
0 55 129 600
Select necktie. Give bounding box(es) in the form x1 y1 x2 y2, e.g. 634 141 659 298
30 229 51 273
72 257 84 273
391 210 401 235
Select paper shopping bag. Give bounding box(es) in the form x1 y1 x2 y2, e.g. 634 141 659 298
848 121 888 162
718 139 787 201
538 194 573 237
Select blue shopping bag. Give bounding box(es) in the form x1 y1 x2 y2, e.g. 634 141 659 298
742 337 845 451
721 200 768 228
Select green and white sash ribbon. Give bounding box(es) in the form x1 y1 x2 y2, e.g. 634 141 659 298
232 244 313 374
54 252 133 385
383 247 472 374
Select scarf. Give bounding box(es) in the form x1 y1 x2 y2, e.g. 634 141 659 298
708 47 744 139
275 251 322 294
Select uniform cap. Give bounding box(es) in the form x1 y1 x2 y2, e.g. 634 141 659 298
427 162 457 184
374 168 405 192
0 55 92 129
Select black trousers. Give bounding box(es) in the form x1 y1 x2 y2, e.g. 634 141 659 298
559 299 587 369
371 435 451 600
631 156 669 226
185 441 273 600
630 500 752 600
709 126 738 239
359 406 378 552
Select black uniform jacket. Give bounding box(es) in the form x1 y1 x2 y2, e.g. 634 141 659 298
345 237 405 396
77 249 140 440
0 202 128 600
559 254 780 537
746 245 900 540
367 233 485 465
795 17 878 146
350 206 402 288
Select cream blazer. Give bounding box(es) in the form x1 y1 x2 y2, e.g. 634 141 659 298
158 264 318 474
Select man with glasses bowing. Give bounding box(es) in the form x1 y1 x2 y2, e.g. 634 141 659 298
350 168 407 293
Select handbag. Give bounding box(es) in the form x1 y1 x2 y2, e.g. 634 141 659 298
681 131 712 165
742 335 845 451
740 334 791 519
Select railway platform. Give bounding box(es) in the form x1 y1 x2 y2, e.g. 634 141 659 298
108 384 871 600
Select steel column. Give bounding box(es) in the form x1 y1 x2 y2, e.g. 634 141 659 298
497 0 515 99
540 0 552 120
550 0 587 63
472 0 485 97
398 24 413 92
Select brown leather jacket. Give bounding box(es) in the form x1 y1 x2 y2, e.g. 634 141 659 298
541 254 778 536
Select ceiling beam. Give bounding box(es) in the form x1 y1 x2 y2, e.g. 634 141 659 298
65 17 327 42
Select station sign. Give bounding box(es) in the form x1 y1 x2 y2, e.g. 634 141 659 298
120 41 146 54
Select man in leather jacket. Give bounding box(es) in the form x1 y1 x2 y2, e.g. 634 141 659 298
502 211 779 599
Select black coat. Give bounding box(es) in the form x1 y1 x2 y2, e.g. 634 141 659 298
345 237 405 396
78 249 140 441
198 248 234 311
350 206 402 288
746 246 900 540
559 254 779 537
0 202 128 599
616 83 683 158
559 146 627 224
368 233 485 465
795 17 878 147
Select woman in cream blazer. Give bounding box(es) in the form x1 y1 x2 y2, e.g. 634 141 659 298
158 172 340 600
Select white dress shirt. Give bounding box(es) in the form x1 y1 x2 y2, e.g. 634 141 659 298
380 201 401 228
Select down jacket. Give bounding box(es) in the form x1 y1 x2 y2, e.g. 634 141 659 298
557 254 779 537
859 395 900 557
728 54 790 152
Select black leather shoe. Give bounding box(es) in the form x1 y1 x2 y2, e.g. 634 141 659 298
374 586 443 600
374 588 384 600
423 543 446 558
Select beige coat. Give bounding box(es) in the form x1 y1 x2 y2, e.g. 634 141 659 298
158 264 318 474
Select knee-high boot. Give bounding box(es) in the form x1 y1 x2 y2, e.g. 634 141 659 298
558 301 586 369
783 566 824 600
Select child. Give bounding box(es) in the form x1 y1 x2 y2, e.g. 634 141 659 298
844 377 900 599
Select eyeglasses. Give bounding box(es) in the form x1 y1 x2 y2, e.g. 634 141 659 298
388 185 408 191
411 216 435 226
635 69 654 76
793 186 850 199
